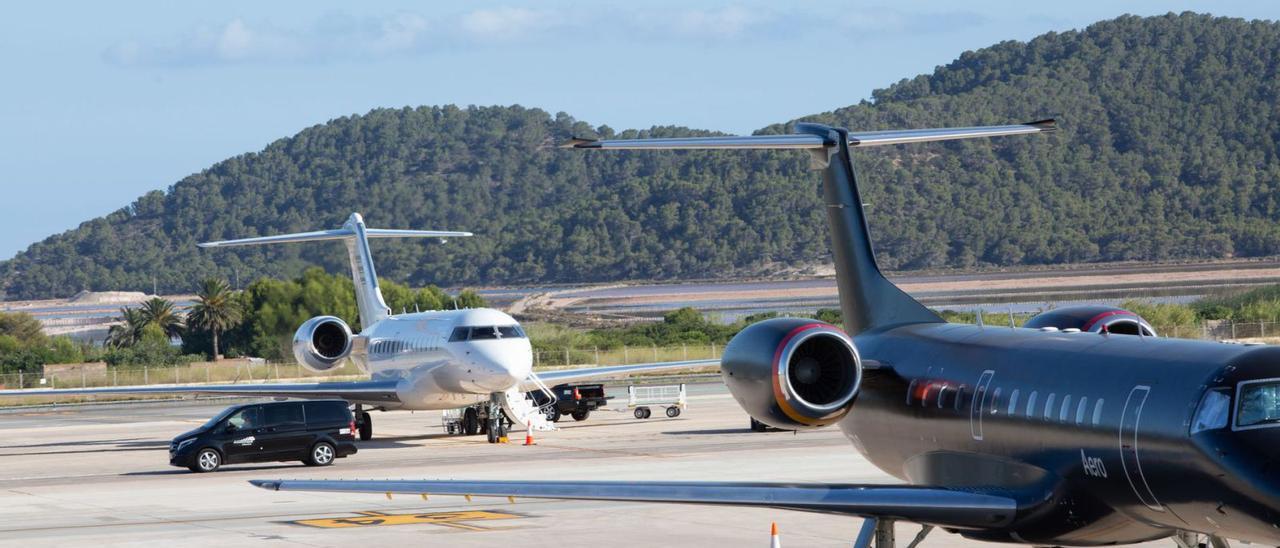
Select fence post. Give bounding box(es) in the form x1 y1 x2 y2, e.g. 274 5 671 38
653 344 658 361
175 367 180 384
683 343 688 360
594 346 600 365
1232 322 1237 340
712 342 717 358
18 370 22 388
623 346 629 363
565 348 570 366
1263 322 1267 338
144 366 148 384
113 369 117 386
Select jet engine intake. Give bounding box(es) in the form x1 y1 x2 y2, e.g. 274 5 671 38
293 316 353 373
721 318 862 430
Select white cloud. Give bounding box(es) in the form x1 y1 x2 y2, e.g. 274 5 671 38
460 7 554 38
670 6 765 38
104 13 432 67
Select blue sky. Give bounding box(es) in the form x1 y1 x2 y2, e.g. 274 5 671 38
2 1 1278 259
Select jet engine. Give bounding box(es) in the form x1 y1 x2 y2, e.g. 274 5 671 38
1023 305 1157 336
721 318 862 430
292 316 354 373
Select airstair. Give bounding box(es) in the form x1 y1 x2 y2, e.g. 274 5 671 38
500 371 558 432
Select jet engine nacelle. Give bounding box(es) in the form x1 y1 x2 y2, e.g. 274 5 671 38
721 318 862 430
292 316 353 373
1023 305 1157 336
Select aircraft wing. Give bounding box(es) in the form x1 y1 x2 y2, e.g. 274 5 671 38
0 380 402 406
523 359 719 389
249 478 1015 530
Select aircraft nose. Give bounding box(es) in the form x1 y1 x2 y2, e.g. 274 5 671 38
468 340 532 391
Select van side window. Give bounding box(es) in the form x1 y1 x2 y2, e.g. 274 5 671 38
227 406 260 430
264 403 304 426
304 402 351 424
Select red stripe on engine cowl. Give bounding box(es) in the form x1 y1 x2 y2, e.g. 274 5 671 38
1081 310 1133 332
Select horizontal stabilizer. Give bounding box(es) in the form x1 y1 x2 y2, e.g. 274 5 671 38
563 119 1056 150
199 228 472 248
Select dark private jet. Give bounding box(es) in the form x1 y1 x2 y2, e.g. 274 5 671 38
253 119 1280 548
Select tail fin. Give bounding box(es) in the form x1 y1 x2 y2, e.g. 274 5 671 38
566 119 1056 335
199 213 472 328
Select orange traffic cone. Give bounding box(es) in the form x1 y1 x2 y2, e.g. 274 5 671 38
770 522 781 548
523 422 536 446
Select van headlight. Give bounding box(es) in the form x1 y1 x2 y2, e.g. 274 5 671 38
175 438 195 452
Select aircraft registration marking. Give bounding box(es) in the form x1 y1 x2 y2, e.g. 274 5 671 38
288 509 524 530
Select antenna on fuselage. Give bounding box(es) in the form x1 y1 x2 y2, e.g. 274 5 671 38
198 213 473 328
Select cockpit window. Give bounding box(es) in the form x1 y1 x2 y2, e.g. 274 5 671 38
498 325 526 338
1192 388 1230 433
448 325 527 342
469 326 499 340
1237 381 1280 429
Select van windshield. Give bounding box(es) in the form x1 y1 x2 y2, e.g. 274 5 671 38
202 406 240 429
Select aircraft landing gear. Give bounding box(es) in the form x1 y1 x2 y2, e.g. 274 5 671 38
462 407 480 435
851 519 931 548
485 395 509 444
354 405 373 441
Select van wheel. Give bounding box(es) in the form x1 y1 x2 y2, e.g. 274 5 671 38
358 412 373 441
545 406 561 422
306 442 336 466
571 409 590 421
191 448 221 473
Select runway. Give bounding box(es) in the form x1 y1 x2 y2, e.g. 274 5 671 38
0 386 1168 547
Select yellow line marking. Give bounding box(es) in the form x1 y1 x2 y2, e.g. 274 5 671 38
289 509 522 529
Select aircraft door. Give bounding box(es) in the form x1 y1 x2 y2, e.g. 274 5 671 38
1118 386 1164 512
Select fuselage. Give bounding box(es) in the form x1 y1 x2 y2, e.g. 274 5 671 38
845 322 1280 545
349 308 532 410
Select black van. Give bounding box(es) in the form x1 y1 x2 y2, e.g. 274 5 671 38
170 400 358 473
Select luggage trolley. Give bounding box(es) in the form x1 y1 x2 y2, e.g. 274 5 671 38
627 383 687 419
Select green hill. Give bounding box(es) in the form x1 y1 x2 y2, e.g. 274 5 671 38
4 12 1279 300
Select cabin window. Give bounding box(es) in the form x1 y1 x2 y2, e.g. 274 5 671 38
989 387 1002 415
1007 389 1020 416
1026 391 1038 417
1092 399 1105 425
906 379 919 406
1043 393 1056 421
1059 395 1073 422
954 385 967 411
1076 397 1089 425
937 384 951 409
1193 389 1230 433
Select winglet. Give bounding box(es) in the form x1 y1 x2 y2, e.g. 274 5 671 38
560 137 601 149
249 480 281 491
1026 118 1058 131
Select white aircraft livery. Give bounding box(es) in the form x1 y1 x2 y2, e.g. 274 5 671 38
0 213 717 441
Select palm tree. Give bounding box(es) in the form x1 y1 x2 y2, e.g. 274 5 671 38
139 297 184 340
106 307 146 348
186 278 242 361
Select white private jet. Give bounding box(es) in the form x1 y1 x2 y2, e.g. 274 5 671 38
0 213 717 442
